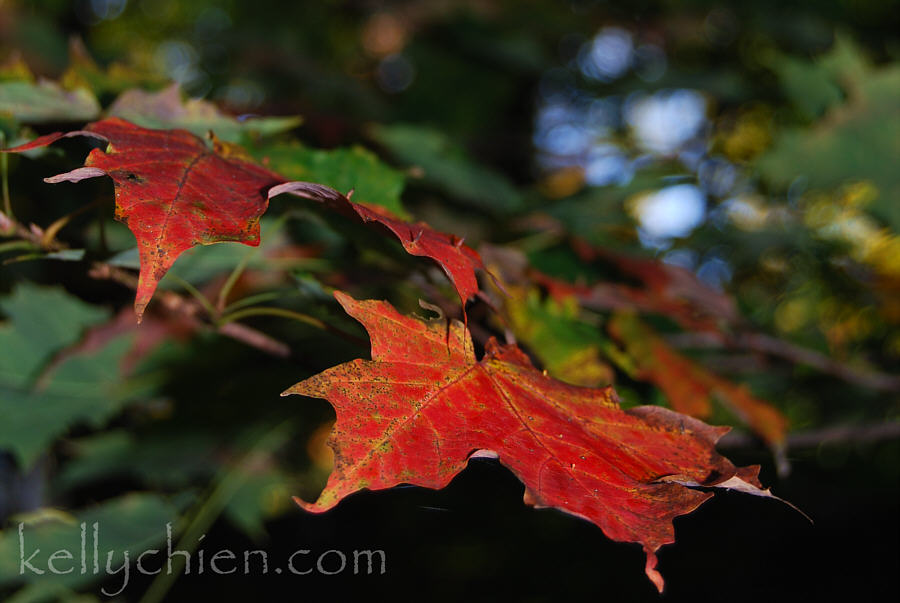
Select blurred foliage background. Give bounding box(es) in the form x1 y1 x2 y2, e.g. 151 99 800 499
0 0 898 601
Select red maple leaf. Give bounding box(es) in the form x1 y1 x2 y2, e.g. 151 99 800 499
269 181 486 311
284 291 783 591
4 118 284 320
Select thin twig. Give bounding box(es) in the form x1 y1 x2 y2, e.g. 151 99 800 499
0 131 12 223
718 421 900 450
87 263 293 357
219 306 367 348
167 273 219 318
5 214 296 358
217 322 291 357
41 197 104 247
666 331 900 392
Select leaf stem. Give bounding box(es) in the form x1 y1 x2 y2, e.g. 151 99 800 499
216 212 292 312
167 274 219 318
222 291 284 314
0 131 13 231
40 197 104 247
219 306 367 347
216 253 253 312
0 240 37 254
219 306 329 330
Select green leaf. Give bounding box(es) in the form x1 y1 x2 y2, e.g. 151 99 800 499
498 286 614 388
0 80 99 124
0 284 108 390
0 284 142 468
769 55 844 119
0 335 136 469
759 36 900 229
0 493 178 590
56 431 218 492
252 142 408 217
4 581 100 603
2 250 86 264
107 217 322 289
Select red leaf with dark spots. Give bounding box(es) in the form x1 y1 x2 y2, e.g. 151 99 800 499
4 118 283 320
284 291 784 591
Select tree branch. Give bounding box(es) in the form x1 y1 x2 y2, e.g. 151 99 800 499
667 331 900 392
719 420 900 450
3 217 293 358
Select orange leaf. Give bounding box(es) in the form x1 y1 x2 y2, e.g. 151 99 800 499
609 312 789 447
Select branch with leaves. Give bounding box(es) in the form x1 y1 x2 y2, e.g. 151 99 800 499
0 45 895 597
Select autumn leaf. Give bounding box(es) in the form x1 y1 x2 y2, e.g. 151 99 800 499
269 181 487 310
3 118 284 320
284 291 782 591
609 312 789 449
7 126 482 319
481 244 787 446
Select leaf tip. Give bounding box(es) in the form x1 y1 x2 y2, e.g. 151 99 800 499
644 548 665 593
333 289 352 306
133 297 149 324
292 494 335 514
44 166 106 184
282 379 312 397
